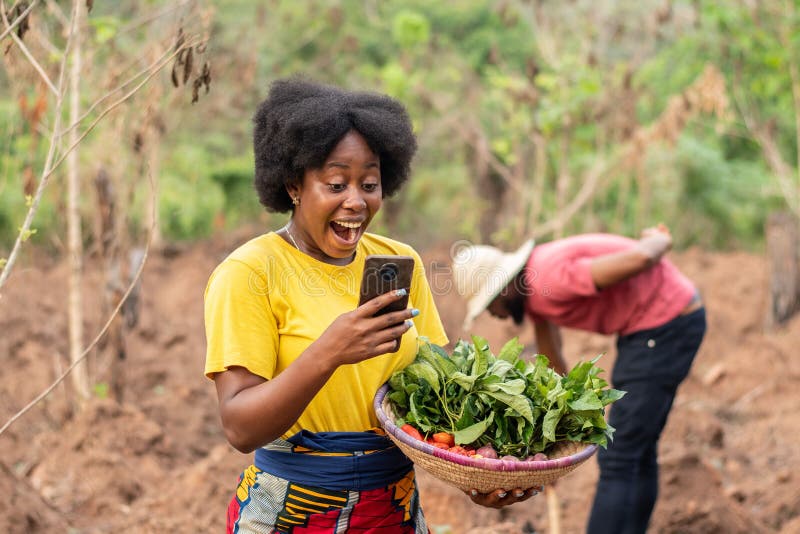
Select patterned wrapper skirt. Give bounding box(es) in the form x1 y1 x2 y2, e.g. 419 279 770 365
226 429 429 534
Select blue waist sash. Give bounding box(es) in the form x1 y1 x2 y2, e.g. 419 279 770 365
253 430 413 491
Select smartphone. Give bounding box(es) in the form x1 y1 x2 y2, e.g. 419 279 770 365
358 255 414 317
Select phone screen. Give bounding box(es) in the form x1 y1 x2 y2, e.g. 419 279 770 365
358 255 414 316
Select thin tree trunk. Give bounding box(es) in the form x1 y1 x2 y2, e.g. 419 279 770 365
507 142 527 239
528 131 547 233
553 130 573 238
95 169 126 402
67 0 89 400
765 211 800 328
144 131 163 248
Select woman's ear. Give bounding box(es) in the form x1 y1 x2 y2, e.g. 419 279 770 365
286 183 302 206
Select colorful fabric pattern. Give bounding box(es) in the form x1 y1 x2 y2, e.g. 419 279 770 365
226 466 428 533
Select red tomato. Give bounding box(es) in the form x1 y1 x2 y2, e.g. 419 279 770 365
432 432 455 447
400 424 423 441
448 445 469 456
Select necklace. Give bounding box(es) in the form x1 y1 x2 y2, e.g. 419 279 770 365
282 223 301 251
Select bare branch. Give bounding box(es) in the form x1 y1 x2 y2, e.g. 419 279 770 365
782 0 800 188
529 156 610 238
47 37 203 179
417 87 523 194
58 40 178 138
732 73 800 217
0 169 155 437
0 0 37 42
0 1 58 96
0 3 72 294
118 0 196 36
30 21 61 58
43 0 69 28
0 35 202 295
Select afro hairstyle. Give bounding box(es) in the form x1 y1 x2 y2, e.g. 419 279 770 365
252 77 418 213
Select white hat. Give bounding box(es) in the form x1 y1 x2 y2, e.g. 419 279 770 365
451 239 535 331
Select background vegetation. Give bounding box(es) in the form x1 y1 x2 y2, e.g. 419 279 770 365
2 0 798 259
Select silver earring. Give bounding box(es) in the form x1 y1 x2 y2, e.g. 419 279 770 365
292 196 300 206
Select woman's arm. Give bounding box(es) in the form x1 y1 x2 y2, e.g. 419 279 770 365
213 289 416 453
533 320 567 375
589 224 672 290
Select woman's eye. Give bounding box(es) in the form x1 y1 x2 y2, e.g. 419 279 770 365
363 183 379 192
328 183 346 192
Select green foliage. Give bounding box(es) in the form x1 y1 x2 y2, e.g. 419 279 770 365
93 382 109 399
635 134 780 249
1 0 795 254
388 338 624 455
158 173 225 240
156 147 226 240
209 156 262 229
391 10 430 50
88 16 121 45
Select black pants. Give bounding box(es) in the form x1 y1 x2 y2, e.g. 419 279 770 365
586 308 706 534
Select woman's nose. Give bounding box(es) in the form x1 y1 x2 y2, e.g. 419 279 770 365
343 192 367 210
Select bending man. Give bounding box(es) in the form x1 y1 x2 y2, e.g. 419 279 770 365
452 225 706 534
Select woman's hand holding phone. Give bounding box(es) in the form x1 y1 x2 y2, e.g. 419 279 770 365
315 289 417 367
312 255 417 368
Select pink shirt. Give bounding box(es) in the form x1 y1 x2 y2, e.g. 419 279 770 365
523 234 696 335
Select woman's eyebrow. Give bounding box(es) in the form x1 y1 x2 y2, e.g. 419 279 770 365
325 160 380 169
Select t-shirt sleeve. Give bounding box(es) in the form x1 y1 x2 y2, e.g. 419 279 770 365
203 258 279 380
534 254 597 301
408 249 449 346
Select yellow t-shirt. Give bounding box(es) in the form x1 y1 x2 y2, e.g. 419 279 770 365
204 231 448 437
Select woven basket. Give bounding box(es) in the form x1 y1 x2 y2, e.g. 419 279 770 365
374 384 598 493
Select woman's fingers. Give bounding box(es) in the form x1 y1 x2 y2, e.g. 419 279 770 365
372 320 413 354
322 289 417 364
466 486 542 508
357 288 409 317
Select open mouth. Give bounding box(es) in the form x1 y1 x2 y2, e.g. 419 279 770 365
330 220 362 244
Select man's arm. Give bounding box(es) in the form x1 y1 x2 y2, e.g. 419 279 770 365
590 224 672 290
533 320 568 375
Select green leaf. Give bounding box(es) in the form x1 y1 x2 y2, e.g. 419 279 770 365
417 341 457 377
450 371 477 391
470 335 492 376
599 388 626 405
483 378 526 396
569 389 604 410
404 362 441 394
481 390 533 423
542 406 564 441
488 359 517 379
454 415 493 444
496 337 524 363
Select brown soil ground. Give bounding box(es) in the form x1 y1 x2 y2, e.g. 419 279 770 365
1 232 798 533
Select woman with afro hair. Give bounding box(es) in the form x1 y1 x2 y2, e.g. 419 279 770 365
204 78 537 533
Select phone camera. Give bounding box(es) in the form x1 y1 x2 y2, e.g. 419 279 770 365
379 263 398 282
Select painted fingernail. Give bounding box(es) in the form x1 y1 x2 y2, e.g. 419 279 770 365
405 319 414 328
396 288 407 297
497 492 507 499
514 490 524 498
410 308 420 317
470 490 478 497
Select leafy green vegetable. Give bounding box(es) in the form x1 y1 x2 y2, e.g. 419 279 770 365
388 336 626 456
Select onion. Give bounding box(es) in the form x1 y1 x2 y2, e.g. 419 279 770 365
475 444 498 459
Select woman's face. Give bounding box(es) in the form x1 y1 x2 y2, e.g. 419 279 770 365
288 130 382 264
